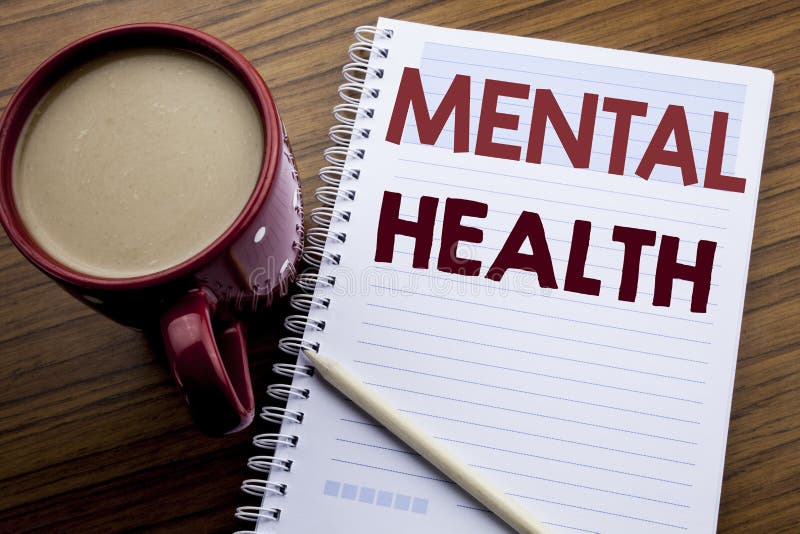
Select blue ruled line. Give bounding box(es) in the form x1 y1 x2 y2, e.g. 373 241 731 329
361 321 705 384
508 492 687 530
467 451 690 487
404 406 697 446
364 305 708 364
398 157 731 209
331 457 451 484
336 432 692 489
413 405 693 444
332 457 687 528
456 505 601 534
366 287 711 343
351 412 694 462
348 388 696 463
336 437 418 456
391 173 728 230
463 461 691 506
354 359 700 424
421 52 744 105
425 39 743 87
358 339 703 404
342 404 697 446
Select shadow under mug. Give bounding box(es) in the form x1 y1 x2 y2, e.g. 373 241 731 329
0 23 304 436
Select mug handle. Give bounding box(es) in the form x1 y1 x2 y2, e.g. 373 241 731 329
160 288 255 436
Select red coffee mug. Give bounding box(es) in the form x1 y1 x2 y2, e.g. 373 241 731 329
0 24 304 436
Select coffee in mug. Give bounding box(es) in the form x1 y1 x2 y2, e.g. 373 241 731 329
13 47 264 278
0 24 305 435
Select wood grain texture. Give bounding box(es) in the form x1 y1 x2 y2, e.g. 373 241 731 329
0 0 797 532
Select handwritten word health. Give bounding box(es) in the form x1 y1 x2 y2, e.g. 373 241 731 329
375 192 715 313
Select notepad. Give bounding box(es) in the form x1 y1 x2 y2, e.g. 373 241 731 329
242 18 773 533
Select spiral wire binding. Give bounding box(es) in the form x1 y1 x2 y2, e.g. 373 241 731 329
235 24 392 530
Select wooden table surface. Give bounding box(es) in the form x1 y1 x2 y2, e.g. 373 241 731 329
0 1 797 532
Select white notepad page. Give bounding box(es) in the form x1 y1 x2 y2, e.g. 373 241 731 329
257 18 772 534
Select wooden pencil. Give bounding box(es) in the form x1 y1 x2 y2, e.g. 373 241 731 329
303 348 551 534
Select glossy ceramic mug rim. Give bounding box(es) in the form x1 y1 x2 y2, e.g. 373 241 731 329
0 22 281 291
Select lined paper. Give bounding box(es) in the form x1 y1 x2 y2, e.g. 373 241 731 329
257 18 772 534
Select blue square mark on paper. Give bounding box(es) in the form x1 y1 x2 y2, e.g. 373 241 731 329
411 498 428 514
341 483 358 500
358 487 376 503
394 494 411 511
323 480 341 497
376 490 393 507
